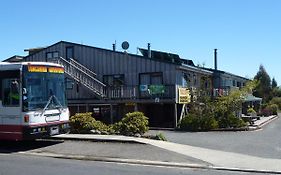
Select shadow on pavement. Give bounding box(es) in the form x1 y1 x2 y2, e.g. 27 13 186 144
0 140 63 153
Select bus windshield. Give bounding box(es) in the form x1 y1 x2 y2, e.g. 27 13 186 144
22 65 67 111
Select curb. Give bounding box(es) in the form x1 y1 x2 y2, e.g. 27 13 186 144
18 151 281 174
247 115 278 131
51 134 145 144
257 115 278 128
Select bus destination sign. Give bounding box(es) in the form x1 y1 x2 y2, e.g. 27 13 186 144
28 66 64 74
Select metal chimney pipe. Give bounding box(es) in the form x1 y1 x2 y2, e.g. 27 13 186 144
148 43 151 58
214 48 218 70
112 43 116 51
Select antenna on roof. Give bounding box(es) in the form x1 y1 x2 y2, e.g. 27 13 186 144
121 41 129 53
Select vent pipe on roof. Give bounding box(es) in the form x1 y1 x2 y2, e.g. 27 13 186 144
113 40 116 51
112 43 116 51
148 43 151 58
214 48 218 70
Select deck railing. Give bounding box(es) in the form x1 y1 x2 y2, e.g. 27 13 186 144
104 85 176 100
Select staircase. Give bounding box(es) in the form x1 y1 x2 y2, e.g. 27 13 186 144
55 57 106 98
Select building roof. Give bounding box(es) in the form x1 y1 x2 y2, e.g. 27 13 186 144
202 67 249 81
2 55 24 63
18 40 248 81
138 48 195 66
244 94 262 102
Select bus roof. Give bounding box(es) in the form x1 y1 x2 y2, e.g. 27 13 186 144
0 62 63 71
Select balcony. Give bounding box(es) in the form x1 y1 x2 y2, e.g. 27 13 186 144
104 85 176 100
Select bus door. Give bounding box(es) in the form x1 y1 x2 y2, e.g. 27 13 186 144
0 76 22 140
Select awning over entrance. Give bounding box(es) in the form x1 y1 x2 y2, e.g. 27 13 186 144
244 94 262 102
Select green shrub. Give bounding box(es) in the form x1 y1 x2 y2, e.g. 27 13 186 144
217 113 246 128
178 113 200 131
200 116 219 130
247 107 256 115
270 97 281 110
155 132 167 141
69 112 112 134
92 120 114 134
69 112 95 133
266 104 278 115
115 112 149 136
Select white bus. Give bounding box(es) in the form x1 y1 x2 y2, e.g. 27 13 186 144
0 62 69 140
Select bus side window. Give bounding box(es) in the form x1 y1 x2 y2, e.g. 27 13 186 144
2 79 20 106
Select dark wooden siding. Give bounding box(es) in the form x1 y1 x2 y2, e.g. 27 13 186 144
24 42 179 100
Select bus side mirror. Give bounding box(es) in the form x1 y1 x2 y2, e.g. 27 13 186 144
23 88 27 95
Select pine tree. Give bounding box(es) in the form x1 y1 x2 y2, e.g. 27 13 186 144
253 65 272 102
272 77 277 89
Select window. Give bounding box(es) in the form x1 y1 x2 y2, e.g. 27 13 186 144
65 78 74 89
193 74 197 86
2 79 20 106
139 72 163 85
53 51 59 58
103 74 125 87
182 73 191 87
46 52 53 59
237 81 241 87
66 47 74 60
151 73 162 85
46 51 59 60
140 74 150 85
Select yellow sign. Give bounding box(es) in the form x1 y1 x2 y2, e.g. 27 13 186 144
48 67 64 74
28 66 47 73
28 66 64 74
178 88 191 104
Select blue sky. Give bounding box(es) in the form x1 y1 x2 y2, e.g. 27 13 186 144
1 0 280 84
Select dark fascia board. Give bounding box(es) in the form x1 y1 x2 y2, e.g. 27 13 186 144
139 47 196 66
23 40 188 66
24 40 145 59
2 55 24 62
60 41 187 65
23 41 63 59
202 67 249 81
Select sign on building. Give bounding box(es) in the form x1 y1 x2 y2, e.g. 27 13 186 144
178 88 191 104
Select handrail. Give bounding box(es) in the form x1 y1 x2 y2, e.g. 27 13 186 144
69 58 97 77
54 57 106 97
59 57 106 86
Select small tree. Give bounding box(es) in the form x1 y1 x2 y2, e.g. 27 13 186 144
214 81 256 128
253 65 272 102
272 77 278 89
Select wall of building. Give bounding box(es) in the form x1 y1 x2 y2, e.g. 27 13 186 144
23 41 248 128
25 42 180 101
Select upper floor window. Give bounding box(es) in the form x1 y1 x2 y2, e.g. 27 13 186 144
66 47 74 60
237 81 241 87
193 74 197 86
46 52 53 59
182 73 191 87
46 51 59 60
53 51 59 58
103 74 125 87
139 72 163 85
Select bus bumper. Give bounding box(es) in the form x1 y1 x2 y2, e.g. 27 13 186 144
22 122 70 140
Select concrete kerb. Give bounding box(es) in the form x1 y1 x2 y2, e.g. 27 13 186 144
256 115 278 128
51 134 146 144
18 151 281 174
